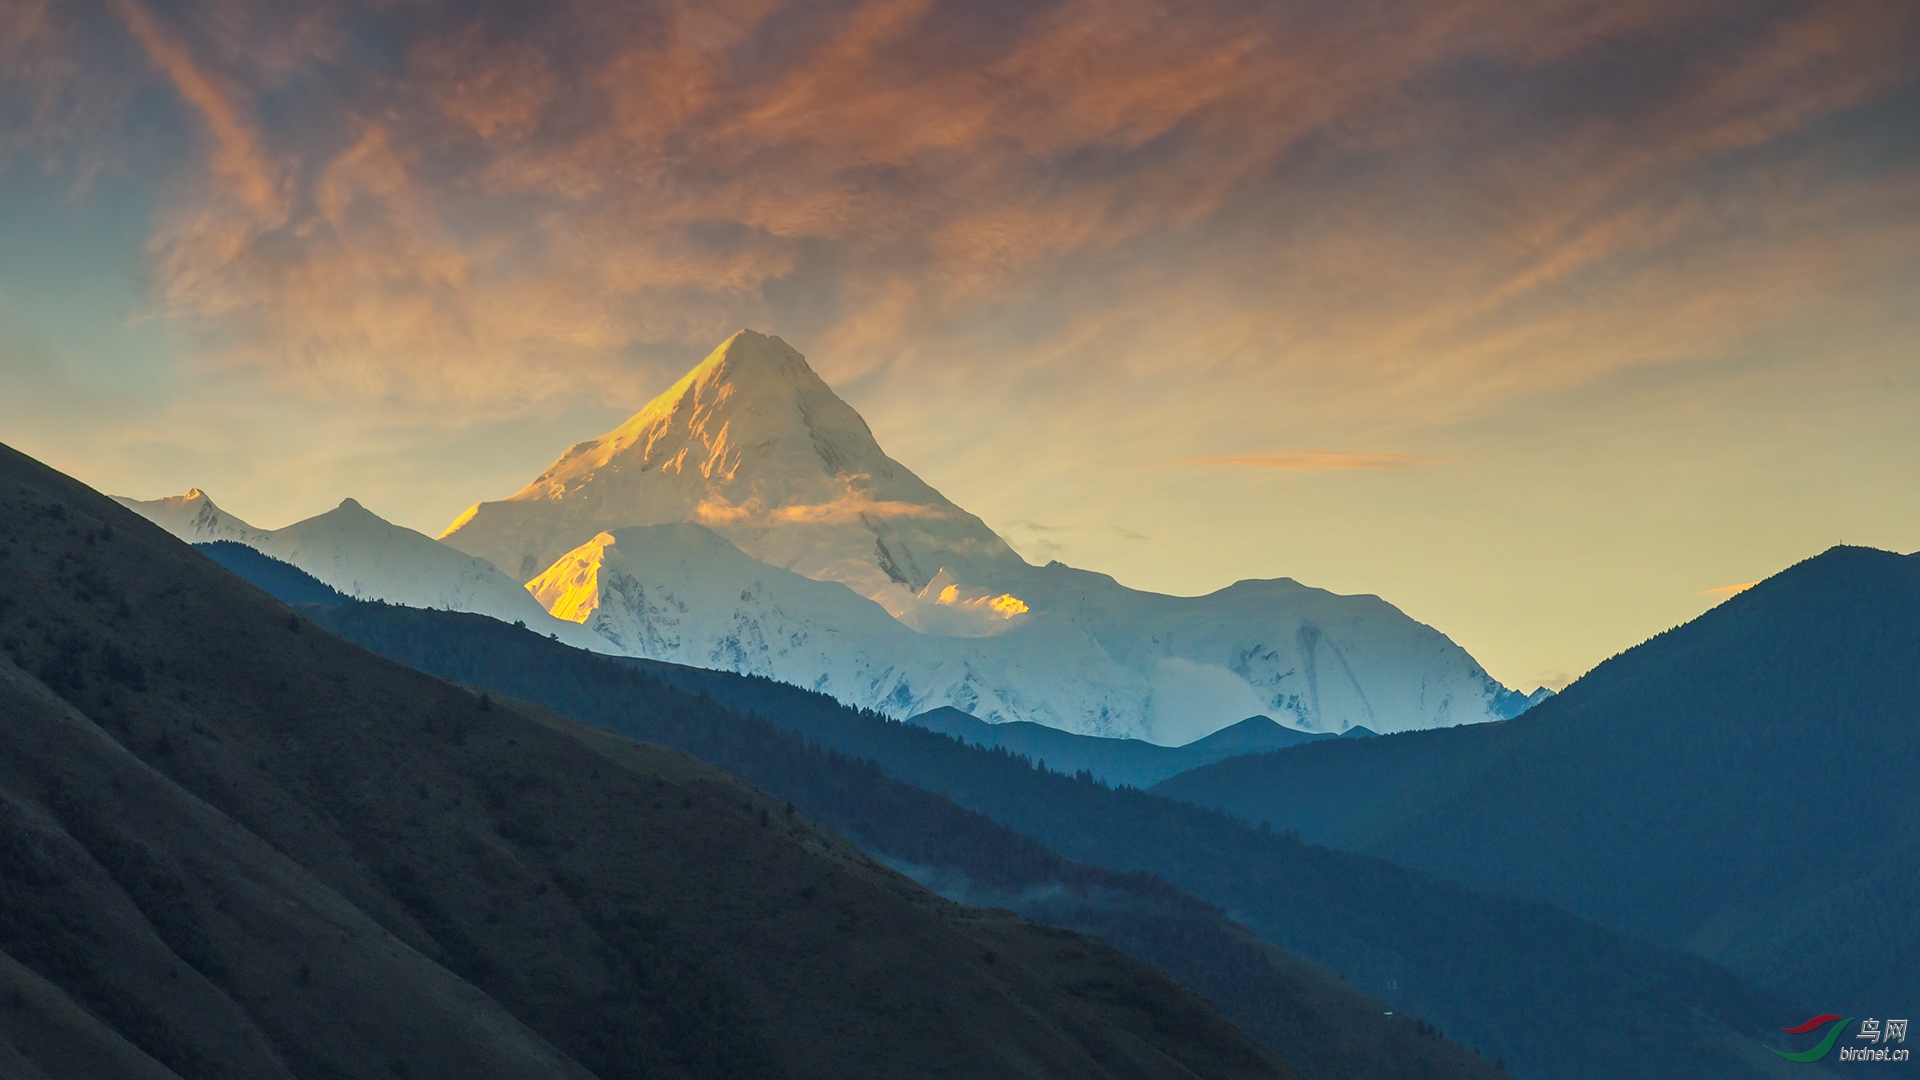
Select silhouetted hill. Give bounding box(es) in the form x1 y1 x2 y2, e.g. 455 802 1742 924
193 540 347 606
1153 546 1920 1009
905 707 1328 788
312 604 1829 1080
1152 721 1515 850
0 441 1296 1080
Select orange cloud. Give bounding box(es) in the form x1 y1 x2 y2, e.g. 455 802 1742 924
15 0 1909 429
112 0 277 214
411 31 557 141
1701 581 1759 598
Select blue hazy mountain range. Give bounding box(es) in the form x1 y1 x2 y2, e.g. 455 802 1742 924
186 524 1899 1075
1153 545 1920 1009
906 705 1372 789
313 601 1819 1080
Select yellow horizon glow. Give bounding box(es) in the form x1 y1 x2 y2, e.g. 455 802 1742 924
1169 452 1445 471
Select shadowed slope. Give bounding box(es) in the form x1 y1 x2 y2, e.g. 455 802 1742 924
312 602 1829 1080
193 541 347 606
209 549 1515 1080
1152 547 1920 1007
0 440 1291 1080
1152 545 1920 1006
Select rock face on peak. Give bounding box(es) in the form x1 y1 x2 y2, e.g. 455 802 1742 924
438 330 1025 613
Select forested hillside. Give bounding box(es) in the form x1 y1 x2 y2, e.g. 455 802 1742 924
316 601 1826 1080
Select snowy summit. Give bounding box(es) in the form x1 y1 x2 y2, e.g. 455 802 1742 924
121 330 1543 743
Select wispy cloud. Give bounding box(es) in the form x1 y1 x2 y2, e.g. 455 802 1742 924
1701 581 1759 598
1170 451 1444 471
6 0 1905 418
112 0 277 214
694 491 955 528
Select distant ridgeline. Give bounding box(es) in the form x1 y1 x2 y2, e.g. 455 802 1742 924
312 599 1817 1080
188 514 1854 1080
904 705 1364 789
1153 544 1920 1009
194 540 347 606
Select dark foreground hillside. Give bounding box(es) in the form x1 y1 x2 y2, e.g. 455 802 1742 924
185 535 1509 1079
314 604 1830 1080
0 442 1294 1080
1154 546 1920 1008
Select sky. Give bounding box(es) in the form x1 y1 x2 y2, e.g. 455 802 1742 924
2 0 1917 691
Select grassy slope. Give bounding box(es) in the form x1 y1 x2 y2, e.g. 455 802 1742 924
1153 547 1920 1008
0 441 1291 1080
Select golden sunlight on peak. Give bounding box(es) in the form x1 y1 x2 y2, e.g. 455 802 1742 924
523 537 618 623
438 502 483 540
988 594 1030 617
926 574 1028 620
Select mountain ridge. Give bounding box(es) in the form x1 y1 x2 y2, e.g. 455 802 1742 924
115 330 1538 741
311 598 1828 1080
171 482 1523 1080
113 488 604 651
0 438 1297 1080
440 329 1025 608
1151 544 1920 1007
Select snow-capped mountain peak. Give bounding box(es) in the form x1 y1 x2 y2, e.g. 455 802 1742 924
426 328 1537 739
438 330 1025 610
116 490 607 652
122 329 1540 742
115 488 269 546
526 530 622 624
